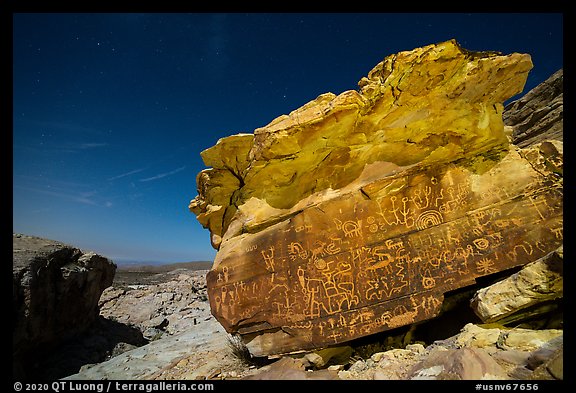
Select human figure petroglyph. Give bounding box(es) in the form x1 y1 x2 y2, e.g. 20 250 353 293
381 195 400 226
412 186 433 209
410 293 442 315
439 183 470 212
327 330 343 343
297 266 306 288
299 260 359 317
232 280 246 299
399 196 415 227
381 194 417 228
261 246 276 271
215 265 230 284
304 278 323 318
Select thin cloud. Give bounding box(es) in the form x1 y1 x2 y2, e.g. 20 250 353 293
14 185 98 206
77 142 108 149
108 167 147 181
28 119 103 136
14 141 108 155
55 142 108 151
139 166 186 182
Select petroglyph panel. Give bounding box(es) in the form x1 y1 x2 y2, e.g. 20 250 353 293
206 155 563 354
189 41 564 357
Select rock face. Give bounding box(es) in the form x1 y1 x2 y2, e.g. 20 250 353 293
504 69 563 147
13 234 116 379
189 40 563 357
99 271 210 340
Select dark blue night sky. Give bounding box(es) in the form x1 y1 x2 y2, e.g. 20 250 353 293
12 13 563 264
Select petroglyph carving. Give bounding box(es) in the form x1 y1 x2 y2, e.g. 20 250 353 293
476 257 498 274
288 241 308 261
415 209 444 230
334 218 363 238
261 246 276 271
551 226 563 240
412 186 433 209
473 238 490 250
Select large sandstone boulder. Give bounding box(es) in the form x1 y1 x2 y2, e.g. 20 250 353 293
189 40 563 357
13 234 116 379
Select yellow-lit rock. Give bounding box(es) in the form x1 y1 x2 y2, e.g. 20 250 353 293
189 40 563 356
190 39 533 243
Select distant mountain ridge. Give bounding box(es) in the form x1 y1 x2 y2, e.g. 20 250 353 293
116 260 213 272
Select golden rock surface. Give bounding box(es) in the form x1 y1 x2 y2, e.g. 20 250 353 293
189 40 563 356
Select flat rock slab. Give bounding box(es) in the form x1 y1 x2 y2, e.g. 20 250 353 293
64 317 229 380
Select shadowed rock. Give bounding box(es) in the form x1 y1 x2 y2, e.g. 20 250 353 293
13 234 116 379
504 69 563 148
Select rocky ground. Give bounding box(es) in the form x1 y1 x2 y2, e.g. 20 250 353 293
64 267 262 380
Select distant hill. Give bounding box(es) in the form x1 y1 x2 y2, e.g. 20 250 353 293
116 261 213 273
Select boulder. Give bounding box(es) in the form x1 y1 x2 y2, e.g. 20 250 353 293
13 234 116 379
189 40 563 357
408 347 508 380
470 246 563 323
504 69 563 147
